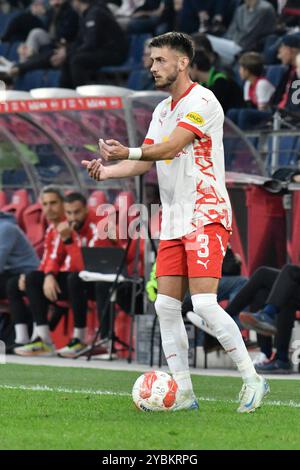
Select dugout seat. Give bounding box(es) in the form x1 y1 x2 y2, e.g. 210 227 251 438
87 190 108 213
0 191 7 209
1 189 29 228
23 202 47 257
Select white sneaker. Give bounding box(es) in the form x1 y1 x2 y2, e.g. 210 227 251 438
186 311 215 337
237 375 270 413
171 390 199 412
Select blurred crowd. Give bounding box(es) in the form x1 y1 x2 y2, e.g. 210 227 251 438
0 0 299 129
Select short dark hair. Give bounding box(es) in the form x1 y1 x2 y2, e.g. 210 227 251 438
192 49 212 72
40 185 64 201
149 32 195 63
239 52 264 77
191 33 214 54
64 192 87 206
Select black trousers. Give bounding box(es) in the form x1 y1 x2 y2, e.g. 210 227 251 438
25 271 70 326
0 272 18 300
6 275 33 325
68 276 142 340
226 265 300 360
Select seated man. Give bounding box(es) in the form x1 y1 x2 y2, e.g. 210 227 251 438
59 196 144 359
6 185 65 351
0 210 39 346
13 191 105 357
238 264 300 373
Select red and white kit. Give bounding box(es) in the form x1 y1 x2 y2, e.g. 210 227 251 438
145 82 232 278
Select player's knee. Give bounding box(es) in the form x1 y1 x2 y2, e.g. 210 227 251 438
154 294 182 319
191 293 217 317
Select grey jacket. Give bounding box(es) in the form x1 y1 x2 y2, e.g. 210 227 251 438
226 0 276 50
0 212 39 274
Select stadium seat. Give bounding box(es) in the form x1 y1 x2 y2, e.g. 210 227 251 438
0 42 10 57
265 65 288 88
1 189 29 228
266 134 299 170
23 202 47 257
87 190 108 212
99 34 151 75
0 191 7 209
15 69 61 91
0 10 20 37
7 41 21 62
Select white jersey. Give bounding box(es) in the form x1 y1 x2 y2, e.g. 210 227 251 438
144 82 232 240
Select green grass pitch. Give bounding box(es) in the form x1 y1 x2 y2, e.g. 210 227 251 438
0 363 300 450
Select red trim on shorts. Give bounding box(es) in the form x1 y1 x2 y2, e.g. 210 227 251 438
177 122 205 140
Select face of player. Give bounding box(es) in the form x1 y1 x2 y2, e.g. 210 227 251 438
64 200 88 230
41 192 64 223
150 46 187 90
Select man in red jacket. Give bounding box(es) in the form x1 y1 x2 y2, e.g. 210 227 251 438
7 185 65 351
14 191 112 357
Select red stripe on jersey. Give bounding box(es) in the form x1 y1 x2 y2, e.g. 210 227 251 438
144 138 154 145
177 121 205 140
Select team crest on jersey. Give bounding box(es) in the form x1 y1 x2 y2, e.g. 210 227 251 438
185 112 205 126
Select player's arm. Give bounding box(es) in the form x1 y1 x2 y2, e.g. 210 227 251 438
82 143 153 182
97 126 196 164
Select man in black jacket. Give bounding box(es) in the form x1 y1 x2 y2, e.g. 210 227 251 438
7 0 79 77
58 0 129 88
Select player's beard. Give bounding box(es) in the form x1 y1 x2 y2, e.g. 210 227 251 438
154 69 179 90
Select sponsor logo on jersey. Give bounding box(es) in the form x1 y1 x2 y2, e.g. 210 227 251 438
185 112 205 126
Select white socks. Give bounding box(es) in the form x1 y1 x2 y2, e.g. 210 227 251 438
74 328 86 342
155 294 193 392
36 325 52 344
15 324 29 344
191 293 257 382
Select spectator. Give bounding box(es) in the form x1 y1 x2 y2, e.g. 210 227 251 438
179 0 237 35
227 52 275 129
13 191 108 357
273 34 300 114
207 0 277 65
6 185 65 352
226 264 300 373
190 48 244 113
58 0 129 88
0 211 39 296
114 0 144 29
128 37 155 90
1 0 46 43
7 0 79 77
0 211 39 347
127 0 175 35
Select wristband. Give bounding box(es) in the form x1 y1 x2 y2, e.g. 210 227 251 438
128 147 142 160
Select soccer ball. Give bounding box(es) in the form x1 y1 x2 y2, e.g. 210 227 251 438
132 370 178 411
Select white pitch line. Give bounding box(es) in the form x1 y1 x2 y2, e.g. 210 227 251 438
1 384 300 409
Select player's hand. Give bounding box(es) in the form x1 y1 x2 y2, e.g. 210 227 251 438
18 274 26 292
43 274 61 302
81 158 109 181
99 138 129 162
57 221 72 241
